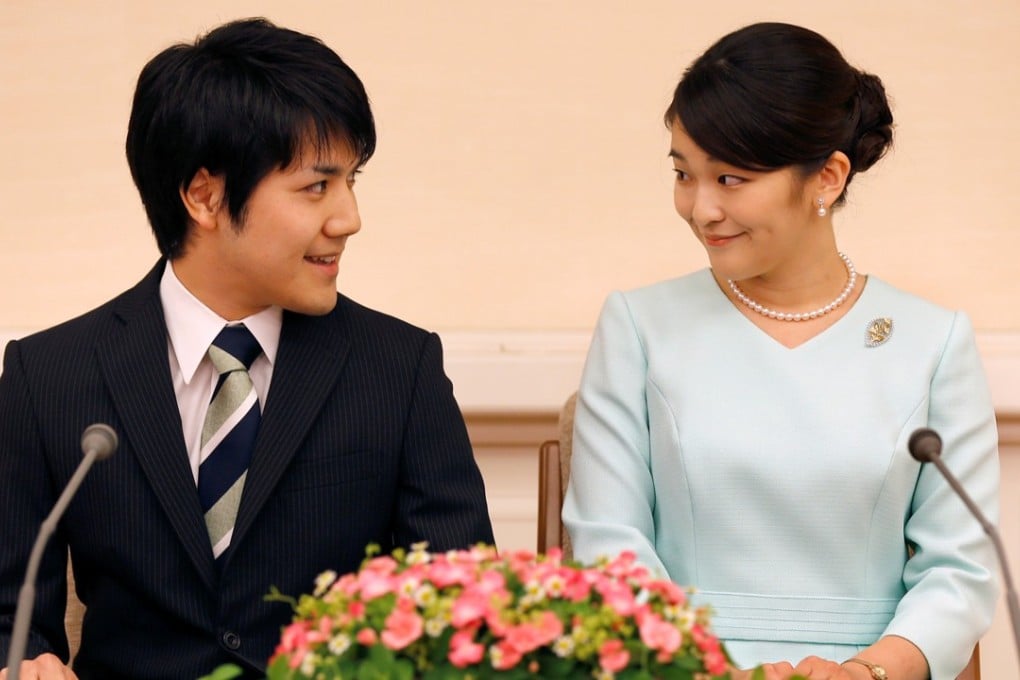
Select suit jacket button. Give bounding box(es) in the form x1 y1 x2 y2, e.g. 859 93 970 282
222 631 241 650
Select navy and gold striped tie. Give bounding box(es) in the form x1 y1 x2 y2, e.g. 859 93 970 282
198 325 262 560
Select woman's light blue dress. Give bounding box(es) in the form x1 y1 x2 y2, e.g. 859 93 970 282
562 269 999 679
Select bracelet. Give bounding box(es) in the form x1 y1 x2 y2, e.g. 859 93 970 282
842 657 888 680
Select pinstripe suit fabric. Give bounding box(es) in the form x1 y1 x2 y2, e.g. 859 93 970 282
0 261 494 679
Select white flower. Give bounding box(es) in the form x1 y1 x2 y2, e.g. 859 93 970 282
552 635 575 658
327 633 351 656
424 617 447 637
398 576 421 597
313 570 337 597
544 574 566 597
299 652 317 676
414 583 437 607
592 668 615 680
407 542 432 565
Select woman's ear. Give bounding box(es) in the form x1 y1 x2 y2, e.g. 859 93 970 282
179 168 226 231
817 151 851 205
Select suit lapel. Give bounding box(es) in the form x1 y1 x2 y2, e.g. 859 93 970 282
97 262 217 591
229 307 351 553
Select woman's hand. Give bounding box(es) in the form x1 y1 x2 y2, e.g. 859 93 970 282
788 655 867 679
727 656 871 680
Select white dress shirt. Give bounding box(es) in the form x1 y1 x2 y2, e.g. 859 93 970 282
159 262 282 483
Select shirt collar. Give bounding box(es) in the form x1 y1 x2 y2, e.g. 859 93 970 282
159 261 283 384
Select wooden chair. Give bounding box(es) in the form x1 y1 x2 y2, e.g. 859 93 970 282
537 392 576 559
535 393 981 678
65 556 85 663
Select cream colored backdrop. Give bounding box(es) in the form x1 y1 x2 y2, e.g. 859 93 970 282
2 1 1019 676
1 1 1018 332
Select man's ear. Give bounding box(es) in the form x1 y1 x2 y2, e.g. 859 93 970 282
180 168 227 231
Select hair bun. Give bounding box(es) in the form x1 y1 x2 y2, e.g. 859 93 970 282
848 71 894 172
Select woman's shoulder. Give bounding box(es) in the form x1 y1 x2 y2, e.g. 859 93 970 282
863 276 964 324
615 268 718 308
861 275 976 352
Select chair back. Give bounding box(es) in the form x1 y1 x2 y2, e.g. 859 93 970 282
537 392 577 558
65 557 85 662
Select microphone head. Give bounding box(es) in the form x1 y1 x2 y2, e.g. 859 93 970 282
81 423 118 461
908 427 942 462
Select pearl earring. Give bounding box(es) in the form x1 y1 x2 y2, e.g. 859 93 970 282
816 197 827 217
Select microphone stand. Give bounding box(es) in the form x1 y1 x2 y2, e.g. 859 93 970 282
910 428 1020 669
6 425 117 680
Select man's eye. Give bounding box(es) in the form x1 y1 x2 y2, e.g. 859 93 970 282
307 180 327 194
673 169 689 181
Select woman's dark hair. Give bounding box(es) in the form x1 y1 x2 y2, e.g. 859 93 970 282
126 18 376 259
664 22 893 205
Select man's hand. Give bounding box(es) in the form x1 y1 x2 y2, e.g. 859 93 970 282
0 653 78 680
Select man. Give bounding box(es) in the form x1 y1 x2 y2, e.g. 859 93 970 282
0 18 493 680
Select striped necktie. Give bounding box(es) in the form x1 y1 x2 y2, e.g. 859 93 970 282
198 325 262 560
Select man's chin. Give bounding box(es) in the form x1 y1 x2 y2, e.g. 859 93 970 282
288 294 339 316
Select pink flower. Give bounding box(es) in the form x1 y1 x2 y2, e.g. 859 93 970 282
534 610 564 645
451 589 492 628
304 615 333 644
504 623 545 655
357 570 396 601
490 639 523 670
381 601 424 650
599 638 630 672
647 579 686 606
448 625 485 668
562 570 593 601
639 612 681 658
356 627 377 645
426 560 476 588
278 621 310 654
691 623 720 651
597 579 637 616
704 649 728 675
348 600 365 619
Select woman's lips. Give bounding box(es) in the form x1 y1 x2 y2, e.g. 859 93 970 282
703 233 741 247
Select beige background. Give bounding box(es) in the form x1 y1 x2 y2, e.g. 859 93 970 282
1 1 1018 333
2 1 1019 676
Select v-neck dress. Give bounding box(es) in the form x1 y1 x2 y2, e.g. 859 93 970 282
562 268 999 679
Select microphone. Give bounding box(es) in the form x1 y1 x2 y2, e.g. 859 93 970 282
5 424 118 679
908 427 1020 667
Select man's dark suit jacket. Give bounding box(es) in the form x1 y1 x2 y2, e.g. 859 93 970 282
0 261 494 679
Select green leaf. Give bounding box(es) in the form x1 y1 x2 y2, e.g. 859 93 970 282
655 664 695 680
264 655 292 680
263 585 297 608
196 664 245 680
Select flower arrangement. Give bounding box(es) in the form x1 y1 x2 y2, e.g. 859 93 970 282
213 543 736 679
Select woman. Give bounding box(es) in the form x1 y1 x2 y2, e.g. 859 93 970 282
562 22 999 680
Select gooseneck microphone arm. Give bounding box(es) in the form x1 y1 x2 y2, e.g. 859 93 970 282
5 424 118 680
908 427 1020 668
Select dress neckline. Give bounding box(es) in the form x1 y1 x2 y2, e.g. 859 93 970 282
705 268 874 351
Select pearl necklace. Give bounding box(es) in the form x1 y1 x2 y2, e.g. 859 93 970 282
727 252 857 322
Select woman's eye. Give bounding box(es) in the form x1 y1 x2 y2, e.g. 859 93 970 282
719 175 744 186
673 169 689 181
